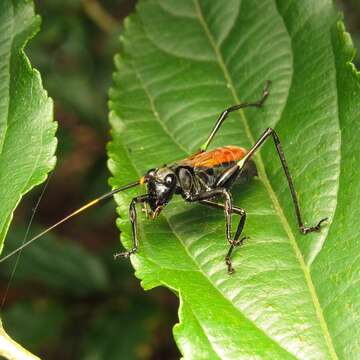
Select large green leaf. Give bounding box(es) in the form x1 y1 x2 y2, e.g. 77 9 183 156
0 0 57 253
108 0 360 358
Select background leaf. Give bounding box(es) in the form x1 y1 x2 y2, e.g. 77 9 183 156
0 0 57 358
108 0 360 358
0 0 57 253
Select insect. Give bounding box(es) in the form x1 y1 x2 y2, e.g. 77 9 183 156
0 81 327 274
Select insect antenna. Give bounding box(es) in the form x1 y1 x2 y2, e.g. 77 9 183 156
0 180 141 264
1 176 52 309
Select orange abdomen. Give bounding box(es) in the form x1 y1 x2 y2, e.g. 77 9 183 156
179 146 247 168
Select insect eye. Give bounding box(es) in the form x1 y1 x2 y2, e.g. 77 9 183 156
165 174 175 185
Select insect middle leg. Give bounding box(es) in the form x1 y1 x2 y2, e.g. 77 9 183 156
200 199 247 274
200 80 271 152
114 194 149 259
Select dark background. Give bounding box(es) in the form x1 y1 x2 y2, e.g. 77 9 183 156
0 1 359 359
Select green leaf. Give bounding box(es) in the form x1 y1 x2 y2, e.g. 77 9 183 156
0 0 57 254
0 1 56 359
108 0 360 358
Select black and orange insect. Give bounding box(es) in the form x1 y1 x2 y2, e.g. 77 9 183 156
0 81 327 274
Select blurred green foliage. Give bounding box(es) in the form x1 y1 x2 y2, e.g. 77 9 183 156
0 0 358 359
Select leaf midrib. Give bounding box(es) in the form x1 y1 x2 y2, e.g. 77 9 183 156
193 0 338 357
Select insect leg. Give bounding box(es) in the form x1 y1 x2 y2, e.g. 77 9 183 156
238 128 327 234
200 80 271 152
186 189 245 274
114 194 149 259
200 200 247 274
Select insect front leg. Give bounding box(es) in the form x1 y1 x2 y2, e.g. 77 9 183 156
114 194 149 259
238 127 327 233
200 80 271 152
200 200 247 274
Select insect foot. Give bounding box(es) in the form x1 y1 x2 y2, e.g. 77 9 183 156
257 80 272 107
225 258 235 275
114 249 137 259
225 236 249 275
300 217 328 234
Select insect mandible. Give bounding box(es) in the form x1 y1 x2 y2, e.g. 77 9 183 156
0 81 327 274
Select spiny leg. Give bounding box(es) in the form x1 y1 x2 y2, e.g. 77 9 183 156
238 127 327 233
200 200 247 274
114 194 149 259
200 80 271 152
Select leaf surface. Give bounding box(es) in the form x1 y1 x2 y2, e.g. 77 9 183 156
108 0 360 358
0 0 57 253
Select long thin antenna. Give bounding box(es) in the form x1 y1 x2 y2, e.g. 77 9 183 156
1 176 52 309
0 180 141 263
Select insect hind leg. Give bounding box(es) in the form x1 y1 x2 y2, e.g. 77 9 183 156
200 80 271 152
238 127 327 234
